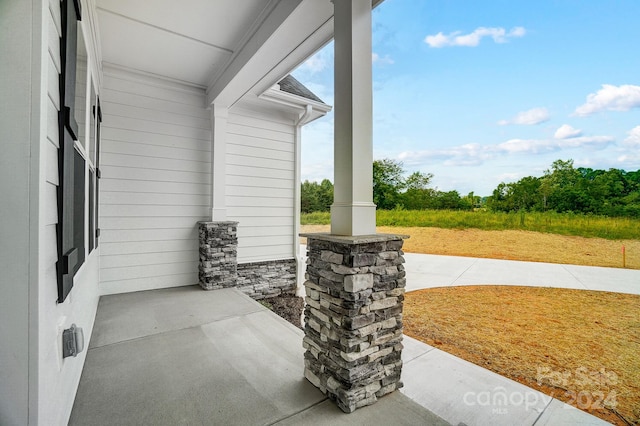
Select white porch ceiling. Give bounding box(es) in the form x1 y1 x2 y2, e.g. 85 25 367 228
95 0 384 106
96 0 280 87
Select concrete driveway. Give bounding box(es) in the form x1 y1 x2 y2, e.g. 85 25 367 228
403 252 640 295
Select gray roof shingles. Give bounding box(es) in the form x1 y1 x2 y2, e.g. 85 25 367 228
277 75 325 104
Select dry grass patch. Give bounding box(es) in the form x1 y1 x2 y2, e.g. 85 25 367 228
300 225 640 269
404 286 640 425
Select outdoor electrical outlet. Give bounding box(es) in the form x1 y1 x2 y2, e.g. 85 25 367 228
62 324 84 358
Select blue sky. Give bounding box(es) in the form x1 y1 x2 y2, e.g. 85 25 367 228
292 0 640 196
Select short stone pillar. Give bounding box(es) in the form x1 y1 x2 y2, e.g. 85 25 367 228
301 233 408 413
198 221 238 290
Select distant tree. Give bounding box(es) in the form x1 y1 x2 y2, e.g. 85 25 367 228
300 179 333 213
463 191 482 210
487 182 508 212
401 171 434 210
487 159 640 218
436 190 467 210
543 159 587 212
373 159 406 209
317 179 334 211
301 180 319 213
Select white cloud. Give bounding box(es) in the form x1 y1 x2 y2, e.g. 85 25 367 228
398 143 489 167
300 55 326 73
497 172 524 182
424 32 450 48
297 47 334 74
509 27 527 37
424 26 526 48
372 52 394 65
623 125 640 147
574 84 640 116
397 135 613 167
555 136 613 149
554 124 583 139
617 153 640 168
498 107 550 126
301 161 334 183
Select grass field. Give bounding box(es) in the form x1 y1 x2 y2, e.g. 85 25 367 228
404 286 640 425
301 209 640 424
301 210 640 240
300 224 640 269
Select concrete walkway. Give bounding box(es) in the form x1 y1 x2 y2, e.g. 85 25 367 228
403 252 640 295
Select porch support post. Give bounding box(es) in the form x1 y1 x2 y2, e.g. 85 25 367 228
331 0 376 236
302 233 408 412
301 3 408 413
211 104 228 220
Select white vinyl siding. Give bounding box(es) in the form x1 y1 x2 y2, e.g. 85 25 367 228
34 2 103 424
226 106 296 263
99 70 211 294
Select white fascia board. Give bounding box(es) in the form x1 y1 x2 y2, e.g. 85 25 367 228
207 0 387 108
207 0 345 107
206 0 304 107
248 16 334 100
250 0 386 99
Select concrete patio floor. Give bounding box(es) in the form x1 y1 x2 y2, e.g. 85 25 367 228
72 247 636 425
70 282 611 425
69 286 448 425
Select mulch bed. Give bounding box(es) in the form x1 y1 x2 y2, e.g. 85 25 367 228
260 293 304 329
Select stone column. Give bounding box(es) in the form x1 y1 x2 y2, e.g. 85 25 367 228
301 233 408 413
198 221 238 290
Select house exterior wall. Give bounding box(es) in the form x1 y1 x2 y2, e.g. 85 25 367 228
0 1 37 423
98 68 212 295
99 80 304 295
226 104 297 264
38 1 102 424
1 0 103 424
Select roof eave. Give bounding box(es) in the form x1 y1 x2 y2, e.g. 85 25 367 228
207 0 385 108
259 86 332 125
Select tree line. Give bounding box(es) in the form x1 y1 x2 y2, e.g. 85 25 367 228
487 159 640 217
301 158 640 218
301 159 478 213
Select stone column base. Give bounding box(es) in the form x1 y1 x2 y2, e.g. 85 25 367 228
198 221 238 290
301 232 408 413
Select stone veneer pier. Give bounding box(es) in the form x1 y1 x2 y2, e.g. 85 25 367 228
301 232 408 413
198 221 238 290
199 222 297 298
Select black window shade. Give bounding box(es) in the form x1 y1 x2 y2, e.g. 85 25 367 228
56 0 83 303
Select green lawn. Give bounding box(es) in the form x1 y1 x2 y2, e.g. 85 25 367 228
301 210 640 240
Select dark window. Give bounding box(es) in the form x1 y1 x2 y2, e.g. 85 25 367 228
89 168 95 253
73 149 86 273
56 0 83 303
94 98 102 249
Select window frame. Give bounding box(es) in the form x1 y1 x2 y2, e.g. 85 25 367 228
56 0 83 303
88 93 102 252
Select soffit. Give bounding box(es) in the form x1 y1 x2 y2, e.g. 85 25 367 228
95 0 269 87
95 0 386 105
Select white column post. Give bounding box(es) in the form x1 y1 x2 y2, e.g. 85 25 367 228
211 104 228 220
331 0 376 236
